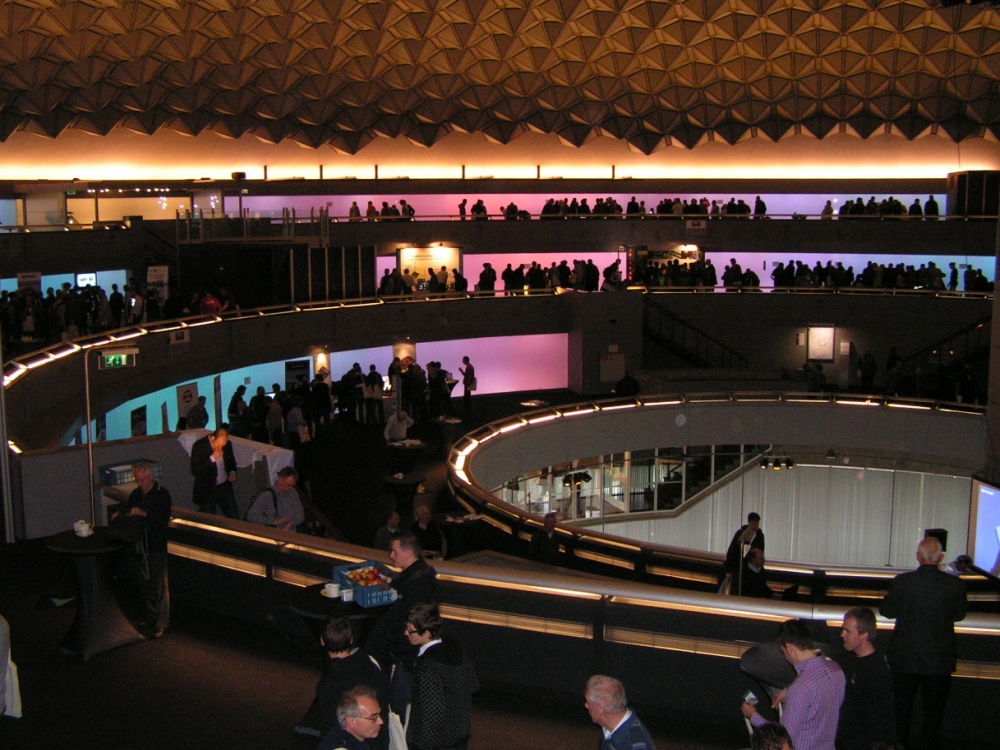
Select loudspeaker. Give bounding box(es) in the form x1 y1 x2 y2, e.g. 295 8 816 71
924 528 948 552
231 171 246 181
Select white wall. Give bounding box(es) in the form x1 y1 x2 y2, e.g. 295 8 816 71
585 464 971 568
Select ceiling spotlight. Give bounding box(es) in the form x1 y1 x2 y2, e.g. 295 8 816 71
784 457 794 470
759 457 770 469
825 448 836 462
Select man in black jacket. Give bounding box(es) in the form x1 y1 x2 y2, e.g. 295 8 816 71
724 512 764 592
880 537 966 750
836 606 895 750
368 532 437 667
189 425 238 518
113 461 171 638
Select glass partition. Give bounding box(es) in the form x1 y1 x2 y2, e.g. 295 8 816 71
496 444 769 521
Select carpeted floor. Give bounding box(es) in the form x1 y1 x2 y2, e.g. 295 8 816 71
0 389 741 750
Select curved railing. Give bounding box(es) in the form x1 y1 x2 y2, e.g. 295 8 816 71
445 392 990 603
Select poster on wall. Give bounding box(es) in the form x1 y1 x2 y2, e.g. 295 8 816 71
130 405 147 437
807 326 835 362
147 265 170 302
397 246 461 287
285 359 311 390
176 382 199 421
16 272 41 294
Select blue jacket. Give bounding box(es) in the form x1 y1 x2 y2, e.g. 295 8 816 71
602 711 655 750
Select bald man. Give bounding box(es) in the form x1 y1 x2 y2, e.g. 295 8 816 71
880 537 966 750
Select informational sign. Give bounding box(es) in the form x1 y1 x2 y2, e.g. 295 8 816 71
130 405 147 438
170 329 190 348
76 273 97 287
685 219 707 234
147 265 169 301
16 272 41 294
285 359 311 390
176 382 199 420
397 246 461 284
807 326 835 362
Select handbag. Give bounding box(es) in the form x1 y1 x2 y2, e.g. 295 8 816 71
469 377 477 392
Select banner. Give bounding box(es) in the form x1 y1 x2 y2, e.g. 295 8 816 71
213 375 222 428
147 265 169 301
161 401 170 434
16 272 41 294
176 382 199 421
130 405 147 438
284 359 311 390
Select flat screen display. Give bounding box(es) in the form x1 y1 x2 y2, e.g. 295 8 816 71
969 478 1000 574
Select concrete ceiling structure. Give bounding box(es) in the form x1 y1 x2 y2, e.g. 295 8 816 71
1 0 1000 156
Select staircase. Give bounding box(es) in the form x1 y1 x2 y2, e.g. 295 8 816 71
642 295 749 370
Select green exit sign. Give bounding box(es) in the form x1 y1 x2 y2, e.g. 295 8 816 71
97 347 138 370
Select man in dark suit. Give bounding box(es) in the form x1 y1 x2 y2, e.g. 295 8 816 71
190 425 238 518
724 512 764 593
880 536 966 750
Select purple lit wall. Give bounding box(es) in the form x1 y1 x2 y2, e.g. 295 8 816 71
417 334 568 394
224 193 944 220
705 251 995 288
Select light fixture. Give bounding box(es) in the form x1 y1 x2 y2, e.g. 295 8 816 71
759 457 770 470
784 458 794 470
825 449 836 462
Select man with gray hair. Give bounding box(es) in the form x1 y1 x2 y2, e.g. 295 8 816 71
318 685 384 750
880 536 966 750
584 675 656 750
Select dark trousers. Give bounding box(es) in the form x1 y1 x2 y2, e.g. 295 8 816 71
202 481 238 519
893 671 951 750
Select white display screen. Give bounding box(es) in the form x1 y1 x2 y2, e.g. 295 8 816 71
76 272 96 287
969 478 1000 574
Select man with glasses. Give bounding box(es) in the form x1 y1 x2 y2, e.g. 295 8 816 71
318 686 384 750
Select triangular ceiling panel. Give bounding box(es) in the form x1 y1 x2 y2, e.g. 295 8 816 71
0 0 992 147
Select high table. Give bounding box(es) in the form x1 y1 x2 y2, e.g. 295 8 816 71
46 529 145 660
387 439 425 474
383 472 426 524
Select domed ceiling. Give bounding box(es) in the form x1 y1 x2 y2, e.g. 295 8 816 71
1 0 999 154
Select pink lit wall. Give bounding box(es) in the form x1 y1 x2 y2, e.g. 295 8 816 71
223 192 943 221
417 334 568 394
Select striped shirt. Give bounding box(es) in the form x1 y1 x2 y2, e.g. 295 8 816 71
751 655 846 750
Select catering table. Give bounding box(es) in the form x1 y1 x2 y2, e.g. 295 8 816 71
46 529 145 660
383 472 426 524
288 583 387 644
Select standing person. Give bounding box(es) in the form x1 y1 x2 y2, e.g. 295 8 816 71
457 198 467 220
317 686 385 750
724 512 765 592
299 615 386 739
186 395 210 430
226 385 249 437
364 365 385 424
741 619 845 750
245 467 304 531
405 603 480 750
880 537 966 750
190 425 238 518
527 511 561 565
837 607 896 750
458 356 475 419
478 263 496 296
112 462 171 639
109 283 125 328
584 674 656 750
373 511 402 551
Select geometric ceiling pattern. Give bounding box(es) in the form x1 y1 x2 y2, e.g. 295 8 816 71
1 0 1000 154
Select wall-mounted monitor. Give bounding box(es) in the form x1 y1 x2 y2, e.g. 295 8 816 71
968 478 1000 575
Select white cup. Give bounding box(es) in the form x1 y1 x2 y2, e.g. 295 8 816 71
323 583 340 598
341 588 354 602
75 522 93 538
